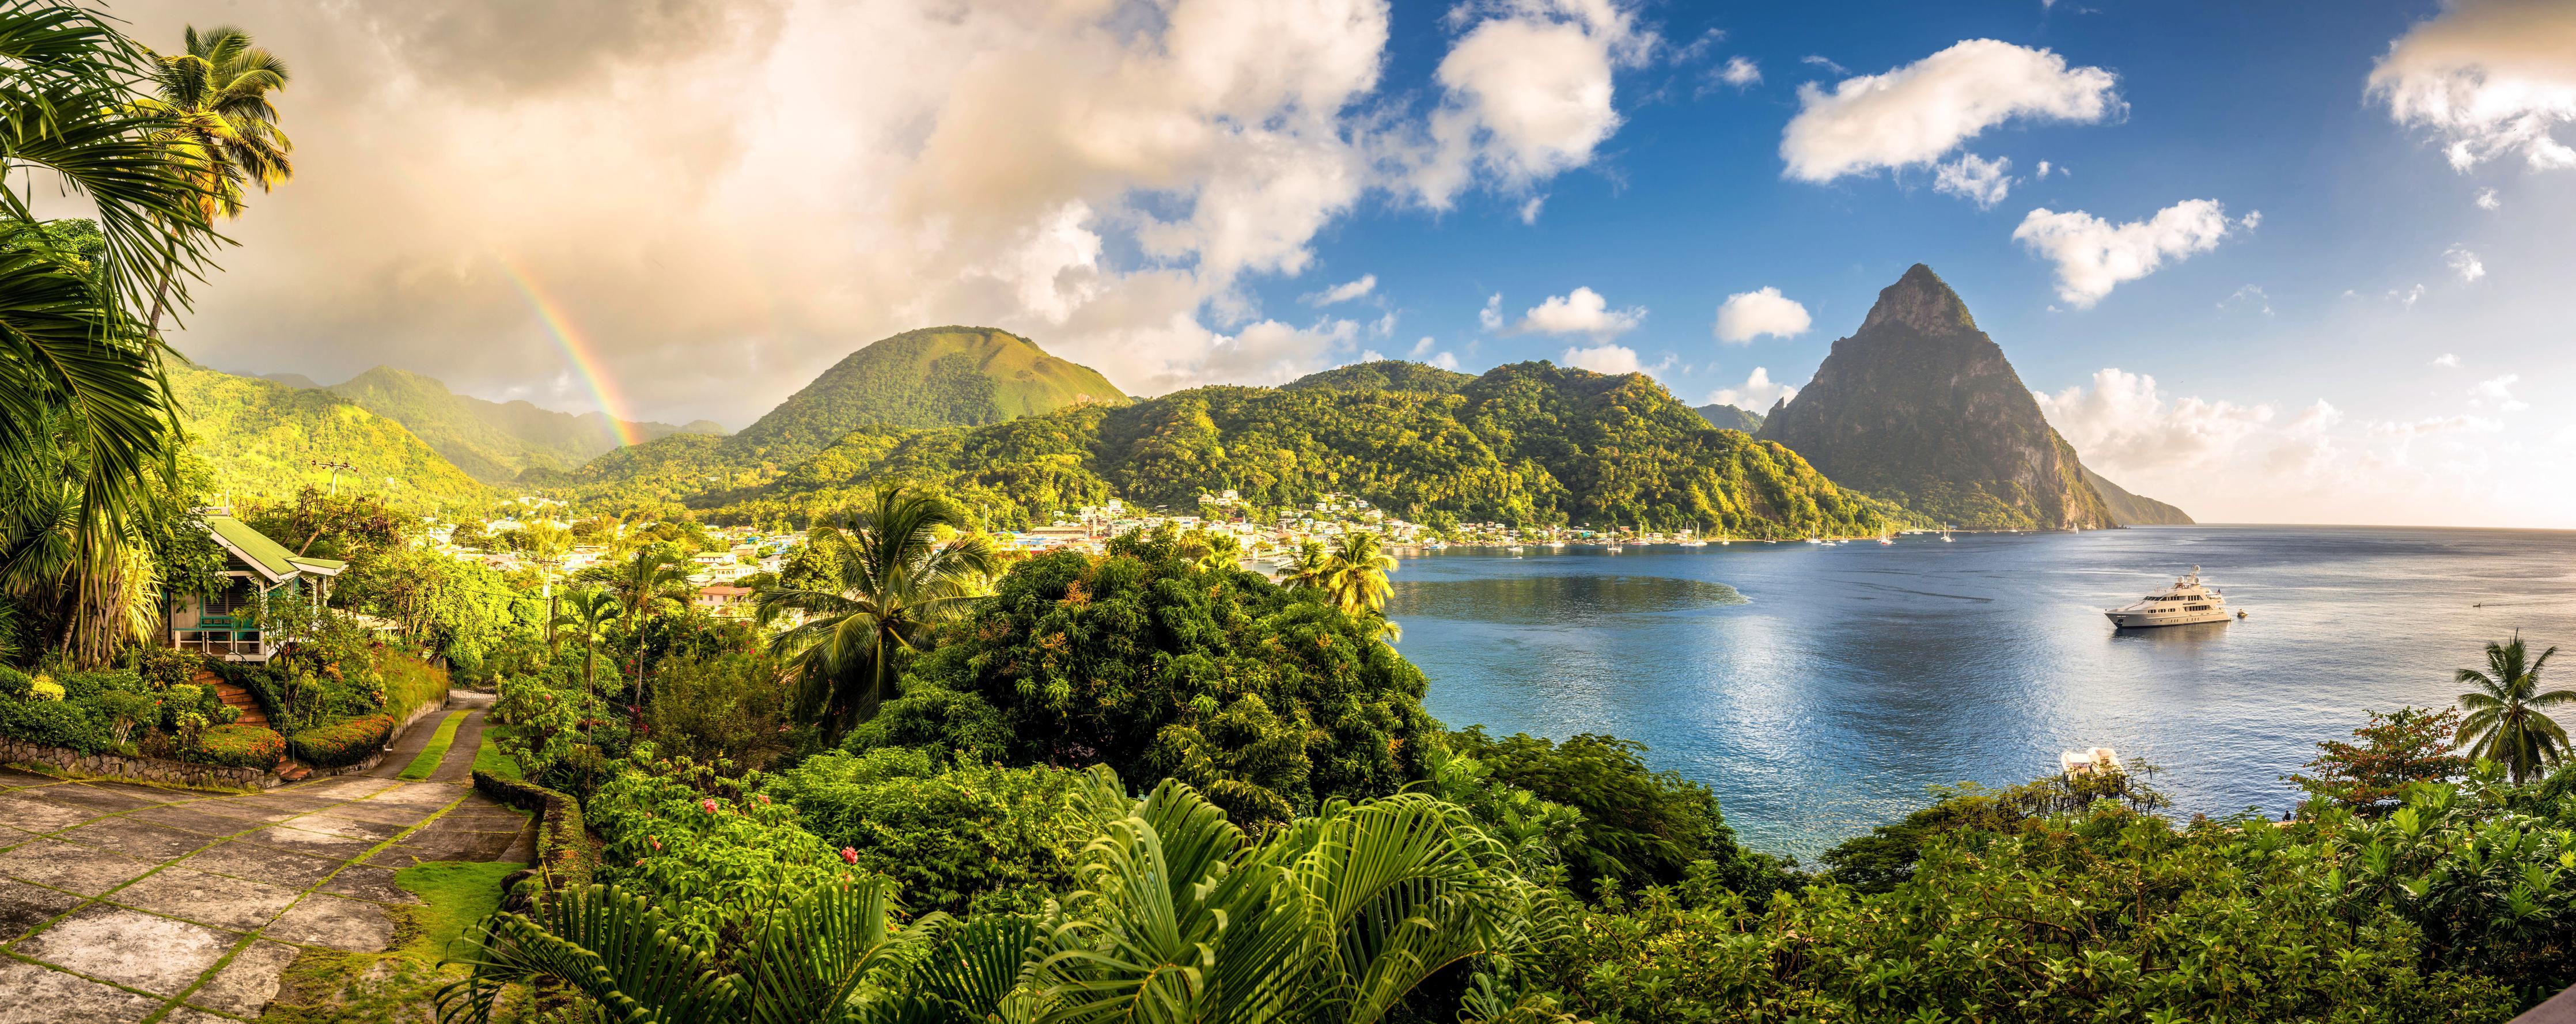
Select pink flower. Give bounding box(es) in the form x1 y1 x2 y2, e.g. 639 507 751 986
649 836 661 851
840 847 859 865
756 794 770 805
700 798 717 813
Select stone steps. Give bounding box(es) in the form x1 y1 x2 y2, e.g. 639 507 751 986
197 668 268 729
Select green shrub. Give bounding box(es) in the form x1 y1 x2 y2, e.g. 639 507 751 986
28 678 62 701
56 669 143 701
473 771 593 896
585 758 845 953
194 724 285 769
0 666 30 700
763 749 1115 915
0 699 109 751
377 652 450 717
641 652 802 772
289 714 397 767
130 646 203 691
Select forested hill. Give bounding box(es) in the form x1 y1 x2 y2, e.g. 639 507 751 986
1759 264 2117 531
2083 465 2195 526
1284 359 1474 395
1694 403 1763 433
725 326 1127 463
585 361 1906 538
168 363 490 513
322 366 718 483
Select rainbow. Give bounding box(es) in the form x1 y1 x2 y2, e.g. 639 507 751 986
495 255 642 445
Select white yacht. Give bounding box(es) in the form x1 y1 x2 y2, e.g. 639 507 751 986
2105 567 2233 628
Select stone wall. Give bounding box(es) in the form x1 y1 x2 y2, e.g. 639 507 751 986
0 737 276 790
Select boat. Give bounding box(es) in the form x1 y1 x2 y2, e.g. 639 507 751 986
1940 524 1953 543
2104 566 2233 628
2060 747 2122 776
1804 537 1822 545
1606 543 1624 553
1678 540 1707 548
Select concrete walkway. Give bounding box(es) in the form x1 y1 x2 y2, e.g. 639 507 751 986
0 703 526 1022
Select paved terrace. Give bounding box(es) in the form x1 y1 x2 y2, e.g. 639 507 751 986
0 702 526 1023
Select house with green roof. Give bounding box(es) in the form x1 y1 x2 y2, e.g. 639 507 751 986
167 514 347 662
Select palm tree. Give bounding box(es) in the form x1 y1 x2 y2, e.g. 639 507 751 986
434 774 1533 1024
756 481 997 734
1281 539 1331 590
0 3 231 666
129 24 290 333
1323 531 1396 617
579 544 691 700
1188 528 1243 574
550 588 620 698
2457 634 2576 784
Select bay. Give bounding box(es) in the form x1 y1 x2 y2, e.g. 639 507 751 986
1387 525 2576 861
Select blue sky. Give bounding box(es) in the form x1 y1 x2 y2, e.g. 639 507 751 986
121 0 2576 525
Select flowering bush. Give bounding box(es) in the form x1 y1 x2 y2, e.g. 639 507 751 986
762 747 1122 915
288 714 396 767
584 755 845 955
192 724 286 769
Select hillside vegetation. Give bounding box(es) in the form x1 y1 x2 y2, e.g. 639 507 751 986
1283 359 1474 395
167 363 490 512
324 366 720 483
725 326 1127 463
582 361 1904 537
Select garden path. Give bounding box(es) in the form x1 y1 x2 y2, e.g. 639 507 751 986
0 702 528 1023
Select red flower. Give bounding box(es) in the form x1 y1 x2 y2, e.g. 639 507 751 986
649 836 662 851
700 798 717 813
840 847 859 865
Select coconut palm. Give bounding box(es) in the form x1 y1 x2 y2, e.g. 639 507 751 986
550 587 620 698
579 544 691 699
1188 528 1243 574
1281 539 1331 590
0 4 231 666
130 24 290 333
1323 531 1396 617
2456 634 2576 785
756 481 997 734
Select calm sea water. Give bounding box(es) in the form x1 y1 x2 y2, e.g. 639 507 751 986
1387 526 2576 860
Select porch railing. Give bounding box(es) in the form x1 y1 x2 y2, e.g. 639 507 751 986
172 627 272 659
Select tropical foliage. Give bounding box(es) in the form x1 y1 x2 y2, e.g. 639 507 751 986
756 481 996 733
2457 634 2573 784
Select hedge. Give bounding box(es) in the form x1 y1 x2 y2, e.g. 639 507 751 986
194 724 286 769
289 714 396 768
0 699 111 752
473 770 594 899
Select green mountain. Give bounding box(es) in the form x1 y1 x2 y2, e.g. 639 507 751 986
321 366 718 484
168 363 490 513
582 361 1904 538
726 327 1126 463
256 371 320 390
1759 264 2116 531
1285 359 1474 395
1694 403 1763 433
2082 465 2194 526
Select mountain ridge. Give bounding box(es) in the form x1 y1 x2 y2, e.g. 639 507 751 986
725 326 1127 464
319 366 719 483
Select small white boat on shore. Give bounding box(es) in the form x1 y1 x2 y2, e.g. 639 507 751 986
2105 566 2233 628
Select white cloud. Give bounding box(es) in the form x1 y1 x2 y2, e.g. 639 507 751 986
1559 343 1646 374
1707 367 1797 409
1932 153 2014 207
1201 317 1365 387
1517 286 1645 337
2221 284 2273 315
2370 414 2506 438
2011 199 2248 307
1712 287 1813 343
2470 373 2529 411
1718 56 1761 88
1801 55 1847 74
2035 158 2054 177
2393 283 2429 307
2035 368 2278 473
1479 293 1506 330
1779 39 2119 183
1306 274 1378 305
1518 195 1547 223
2433 352 2461 367
1410 336 1436 356
2368 0 2576 172
1408 0 1650 208
2476 187 2503 209
2445 244 2487 281
1430 351 1463 370
1669 28 1724 65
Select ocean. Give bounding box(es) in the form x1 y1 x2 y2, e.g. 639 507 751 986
1386 525 2576 861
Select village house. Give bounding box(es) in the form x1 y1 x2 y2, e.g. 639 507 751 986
166 514 345 663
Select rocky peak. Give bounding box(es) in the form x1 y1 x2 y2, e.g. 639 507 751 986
1858 263 1979 337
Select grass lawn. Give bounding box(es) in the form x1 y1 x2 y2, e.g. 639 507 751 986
394 860 522 962
473 724 522 782
395 711 467 780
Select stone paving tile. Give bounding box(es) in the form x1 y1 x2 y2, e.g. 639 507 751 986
27 784 162 816
126 805 267 837
367 782 460 806
235 825 375 860
184 939 300 1018
321 801 435 826
0 959 163 1024
111 867 302 932
0 791 99 832
0 876 83 940
314 863 419 905
0 838 153 895
76 782 190 805
266 892 395 952
179 841 340 889
278 813 407 843
159 1008 241 1024
293 778 403 800
0 767 59 788
56 817 218 860
17 903 237 997
226 793 346 816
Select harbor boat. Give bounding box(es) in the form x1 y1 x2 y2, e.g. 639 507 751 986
1804 537 1822 545
2104 566 2233 628
2060 747 2122 777
1606 543 1624 553
1678 539 1707 548
1940 525 1953 543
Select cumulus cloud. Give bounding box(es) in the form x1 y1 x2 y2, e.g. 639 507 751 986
1707 367 1797 409
2370 414 2506 438
2221 285 2273 315
1717 56 1762 88
1430 351 1463 370
1517 287 1645 337
2433 352 2461 367
1306 274 1378 305
1479 293 1506 330
1779 39 2119 183
1712 287 1813 343
1801 55 1847 74
1932 153 2014 207
2035 369 2278 474
2470 373 2528 411
1408 0 1651 208
1560 343 1647 374
2445 244 2487 281
2011 199 2251 307
2368 0 2576 172
2476 187 2503 209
